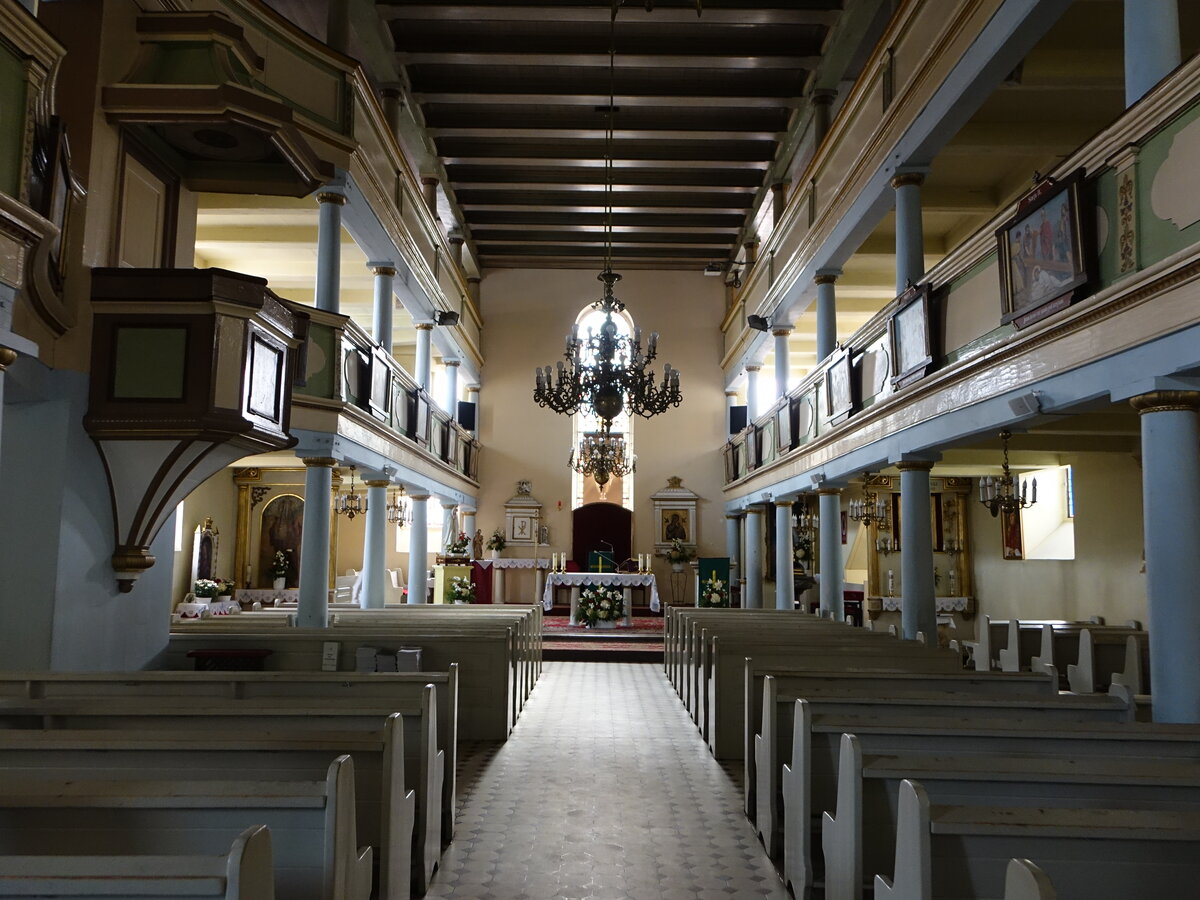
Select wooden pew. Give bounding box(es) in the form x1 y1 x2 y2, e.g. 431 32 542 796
748 666 1057 854
165 627 515 740
874 778 1200 899
0 824 274 899
824 732 1200 899
0 668 458 853
0 690 445 896
0 756 372 900
775 690 1139 898
1067 627 1151 694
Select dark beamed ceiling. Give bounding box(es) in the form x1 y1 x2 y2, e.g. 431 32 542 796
379 0 849 270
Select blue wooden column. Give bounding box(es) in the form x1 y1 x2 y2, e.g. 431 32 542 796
818 487 843 619
406 492 430 604
773 327 792 401
725 513 742 601
1132 390 1200 722
774 499 796 610
414 322 433 392
314 192 345 314
898 460 937 641
1125 0 1180 106
892 171 926 294
815 268 841 363
745 365 761 421
369 263 396 349
298 457 335 626
444 359 460 413
743 505 764 609
361 479 389 609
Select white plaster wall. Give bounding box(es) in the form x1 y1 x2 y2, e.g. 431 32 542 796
171 469 238 602
969 451 1146 630
476 269 726 600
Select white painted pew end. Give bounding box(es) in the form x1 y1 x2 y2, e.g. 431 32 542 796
1005 859 1057 900
821 733 862 900
872 779 930 900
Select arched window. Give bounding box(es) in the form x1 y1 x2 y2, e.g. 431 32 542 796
571 303 635 511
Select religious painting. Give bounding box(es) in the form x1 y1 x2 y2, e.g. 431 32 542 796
997 169 1089 328
1001 507 1024 560
258 494 303 588
661 508 690 543
508 513 535 544
887 283 934 389
825 348 853 423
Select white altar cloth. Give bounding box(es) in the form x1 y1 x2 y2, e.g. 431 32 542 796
541 572 660 624
475 558 550 569
880 596 970 613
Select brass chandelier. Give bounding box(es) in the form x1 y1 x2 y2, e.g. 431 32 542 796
532 4 682 433
848 472 890 529
568 430 635 497
386 484 409 526
335 465 366 519
978 429 1037 516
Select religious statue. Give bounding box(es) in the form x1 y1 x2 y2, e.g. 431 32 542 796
472 528 484 560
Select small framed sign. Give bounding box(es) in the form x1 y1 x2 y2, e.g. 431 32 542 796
997 169 1090 328
887 283 934 389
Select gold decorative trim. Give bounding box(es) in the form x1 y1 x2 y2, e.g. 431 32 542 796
771 327 793 337
814 272 839 285
816 487 842 496
414 322 433 331
364 479 390 488
371 265 396 277
1129 391 1200 415
774 499 794 507
890 171 925 189
0 347 17 371
896 459 935 472
1117 166 1137 274
316 192 347 206
302 456 337 467
444 359 461 367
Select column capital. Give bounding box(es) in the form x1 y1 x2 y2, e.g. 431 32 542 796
744 364 762 373
814 267 842 284
816 486 843 496
774 498 794 508
316 191 346 206
444 359 461 368
0 346 18 371
771 180 789 194
459 506 477 515
466 383 480 393
448 232 465 246
890 171 926 189
771 326 793 338
1130 391 1200 414
810 87 838 105
895 459 935 473
368 263 396 277
725 512 744 520
414 322 433 331
408 491 431 501
744 505 764 515
301 456 337 468
363 479 390 489
420 174 439 186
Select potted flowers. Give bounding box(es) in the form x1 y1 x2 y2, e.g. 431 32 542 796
449 574 475 604
193 578 222 600
485 528 506 560
699 572 730 608
665 538 696 572
577 585 624 628
269 549 291 590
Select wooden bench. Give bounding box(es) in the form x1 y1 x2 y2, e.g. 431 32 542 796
1067 627 1152 695
0 824 274 899
874 778 1200 899
165 627 516 740
747 666 1057 852
824 733 1200 900
775 690 1137 898
0 755 372 900
0 689 445 897
0 668 458 853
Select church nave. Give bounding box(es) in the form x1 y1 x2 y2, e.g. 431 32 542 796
426 662 787 899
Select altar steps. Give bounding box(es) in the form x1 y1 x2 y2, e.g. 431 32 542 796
542 612 664 662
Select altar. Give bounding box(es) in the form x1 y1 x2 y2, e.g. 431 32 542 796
476 557 553 605
541 572 661 626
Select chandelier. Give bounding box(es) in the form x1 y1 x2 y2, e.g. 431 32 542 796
386 484 409 526
532 6 682 433
848 473 890 529
978 429 1037 516
335 465 366 519
795 495 817 539
569 429 635 497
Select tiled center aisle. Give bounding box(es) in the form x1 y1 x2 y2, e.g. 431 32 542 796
426 661 789 899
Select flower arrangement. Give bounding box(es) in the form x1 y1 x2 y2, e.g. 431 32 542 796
486 528 506 552
699 573 730 608
193 578 233 599
577 585 624 626
446 531 470 555
269 549 291 579
449 574 475 603
665 538 695 565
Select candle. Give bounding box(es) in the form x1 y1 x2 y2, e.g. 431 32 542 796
887 570 895 596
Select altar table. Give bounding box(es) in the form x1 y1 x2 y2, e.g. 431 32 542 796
541 572 661 626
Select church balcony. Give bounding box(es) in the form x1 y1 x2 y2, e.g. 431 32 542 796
293 307 480 491
724 51 1200 496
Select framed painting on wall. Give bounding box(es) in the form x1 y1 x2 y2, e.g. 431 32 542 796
887 283 934 389
824 348 854 423
996 169 1090 328
1001 508 1024 560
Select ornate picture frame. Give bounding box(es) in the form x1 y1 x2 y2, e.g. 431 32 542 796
887 283 934 389
997 169 1090 328
824 348 854 423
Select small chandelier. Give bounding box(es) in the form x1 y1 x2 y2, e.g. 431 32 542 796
978 429 1037 516
795 495 817 539
848 472 890 529
335 465 366 519
531 7 682 432
569 429 635 497
386 484 409 526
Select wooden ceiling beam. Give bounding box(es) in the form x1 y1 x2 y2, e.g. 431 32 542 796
378 5 842 27
429 127 783 142
444 164 766 187
414 91 800 109
399 52 818 69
